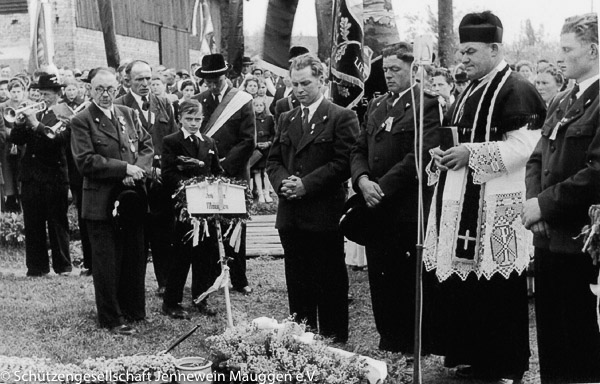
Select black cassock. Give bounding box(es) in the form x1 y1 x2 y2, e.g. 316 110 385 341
426 65 546 379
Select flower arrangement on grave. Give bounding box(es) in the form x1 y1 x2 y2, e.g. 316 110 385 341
205 317 371 384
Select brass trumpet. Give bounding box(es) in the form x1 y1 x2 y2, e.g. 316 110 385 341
3 101 46 123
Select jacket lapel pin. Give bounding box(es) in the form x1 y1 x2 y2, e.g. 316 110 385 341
310 123 315 134
405 103 411 109
94 117 100 123
118 116 126 126
290 116 296 121
585 99 591 106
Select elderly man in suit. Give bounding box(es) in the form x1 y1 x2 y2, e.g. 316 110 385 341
71 68 153 335
524 13 600 383
267 53 359 343
192 54 255 296
351 42 441 354
115 60 178 296
10 73 73 277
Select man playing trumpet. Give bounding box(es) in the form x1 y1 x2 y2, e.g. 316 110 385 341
9 73 72 276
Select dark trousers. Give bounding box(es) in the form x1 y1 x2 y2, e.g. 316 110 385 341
164 221 220 307
21 181 71 275
147 210 174 288
534 248 600 384
71 186 92 271
279 229 349 342
87 219 146 328
226 223 248 289
365 224 418 353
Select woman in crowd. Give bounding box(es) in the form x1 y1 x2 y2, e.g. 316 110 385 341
242 76 260 98
534 66 565 106
516 60 536 83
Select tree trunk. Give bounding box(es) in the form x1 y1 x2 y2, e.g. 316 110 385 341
97 0 120 68
437 0 454 68
315 0 333 62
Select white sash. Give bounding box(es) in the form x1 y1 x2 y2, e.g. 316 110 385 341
205 91 252 138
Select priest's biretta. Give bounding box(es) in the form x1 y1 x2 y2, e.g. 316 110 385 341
459 11 503 44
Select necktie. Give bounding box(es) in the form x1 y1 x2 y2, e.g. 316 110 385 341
141 95 150 111
213 93 220 104
567 83 579 111
302 107 310 134
386 92 399 111
191 135 199 150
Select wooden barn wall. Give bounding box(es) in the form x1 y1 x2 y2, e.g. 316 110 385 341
75 0 204 66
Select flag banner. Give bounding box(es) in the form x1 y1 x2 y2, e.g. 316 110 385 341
330 0 369 109
29 0 51 72
363 0 401 59
262 0 300 75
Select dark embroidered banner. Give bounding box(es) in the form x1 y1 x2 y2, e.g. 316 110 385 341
330 0 371 108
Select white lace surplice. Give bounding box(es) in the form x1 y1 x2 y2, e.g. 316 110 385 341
424 127 540 281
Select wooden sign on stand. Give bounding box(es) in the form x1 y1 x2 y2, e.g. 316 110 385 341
186 181 247 328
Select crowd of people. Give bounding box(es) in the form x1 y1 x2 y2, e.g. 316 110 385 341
0 8 598 384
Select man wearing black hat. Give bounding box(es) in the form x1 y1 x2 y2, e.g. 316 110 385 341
350 42 441 354
423 11 546 383
115 60 178 296
525 13 600 383
71 68 154 335
232 56 254 89
10 73 72 276
192 53 255 295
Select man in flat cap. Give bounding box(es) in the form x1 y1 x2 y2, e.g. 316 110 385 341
192 53 255 296
423 11 546 383
525 13 600 383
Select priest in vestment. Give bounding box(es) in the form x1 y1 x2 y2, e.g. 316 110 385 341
423 11 546 383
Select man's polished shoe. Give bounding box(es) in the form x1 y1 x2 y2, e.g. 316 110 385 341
110 324 137 335
194 301 217 316
235 286 253 295
162 304 190 319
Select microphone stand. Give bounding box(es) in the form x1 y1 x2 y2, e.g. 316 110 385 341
413 60 426 384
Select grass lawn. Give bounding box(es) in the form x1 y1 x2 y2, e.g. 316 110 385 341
0 242 540 383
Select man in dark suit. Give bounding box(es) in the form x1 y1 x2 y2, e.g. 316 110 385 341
192 54 255 295
351 42 441 353
10 73 72 276
524 13 600 383
267 53 359 342
71 68 154 335
115 60 178 296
